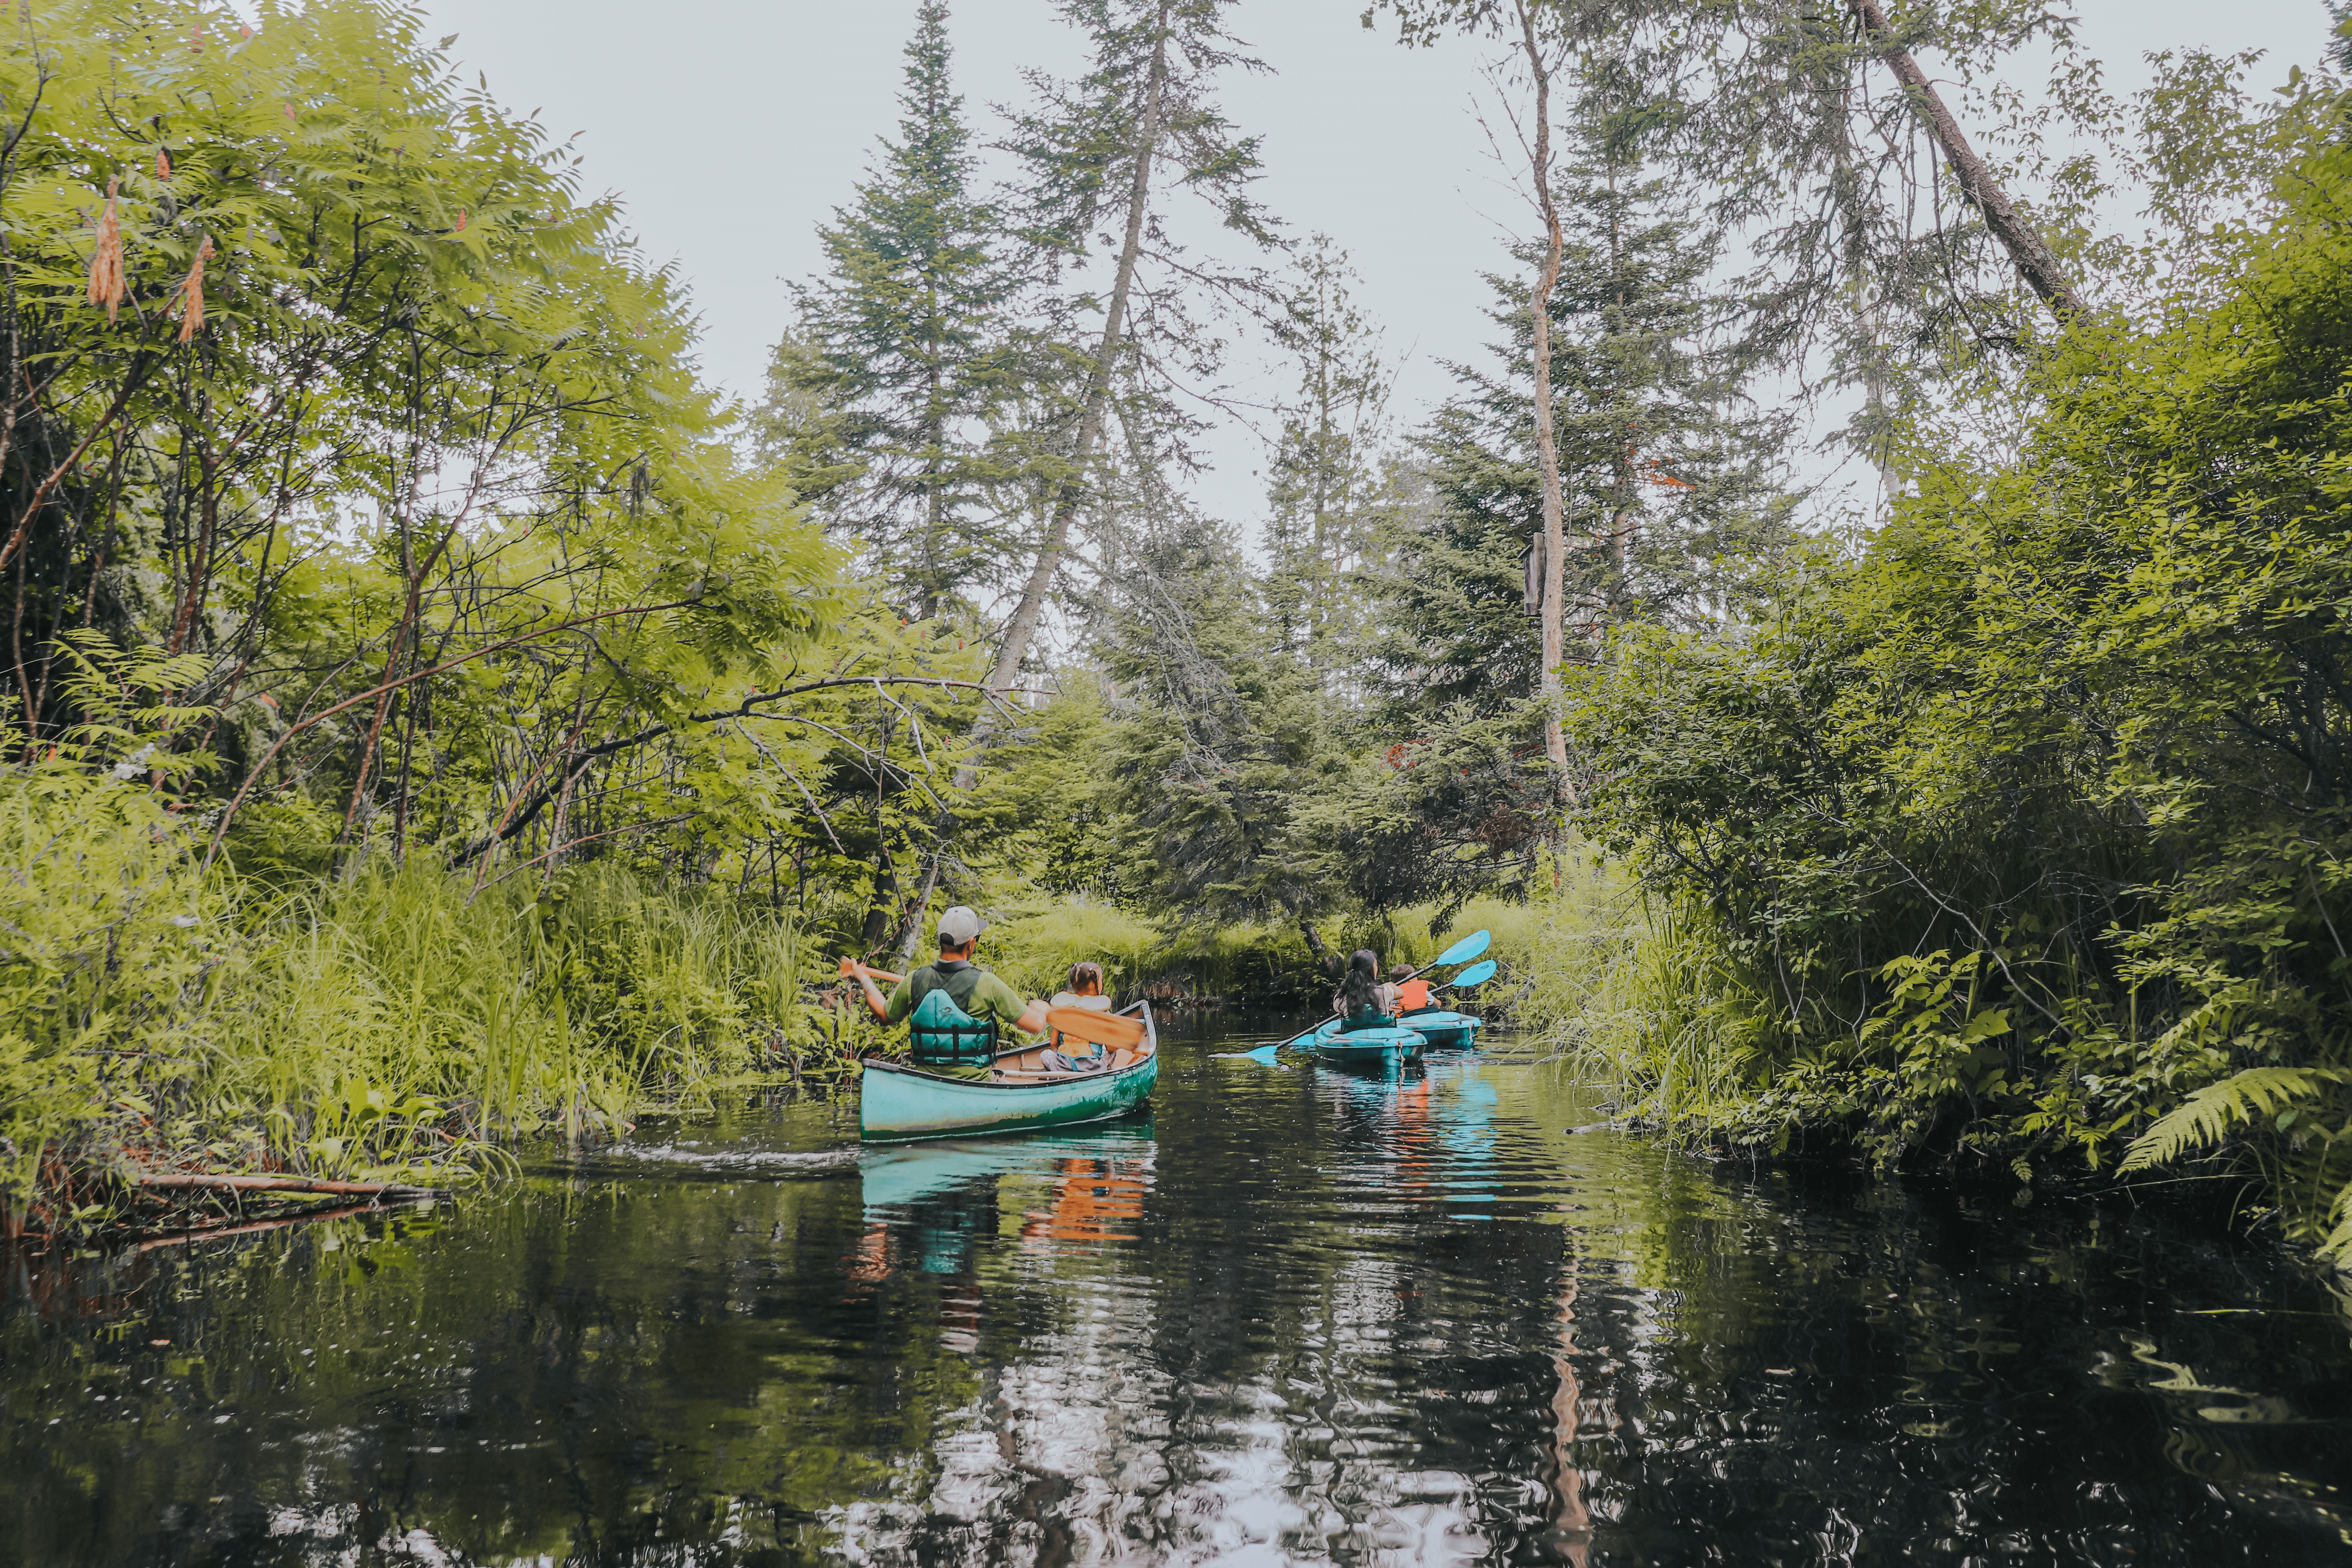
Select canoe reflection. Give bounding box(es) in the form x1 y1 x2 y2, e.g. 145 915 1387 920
852 1127 1158 1288
1018 1155 1151 1245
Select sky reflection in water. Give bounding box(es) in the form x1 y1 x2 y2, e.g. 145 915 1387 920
7 1026 2352 1564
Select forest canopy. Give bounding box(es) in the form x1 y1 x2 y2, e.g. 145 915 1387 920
3 0 2351 1261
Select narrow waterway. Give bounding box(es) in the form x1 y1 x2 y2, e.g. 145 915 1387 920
7 1024 2352 1564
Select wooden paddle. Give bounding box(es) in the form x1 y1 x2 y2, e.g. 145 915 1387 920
840 957 906 985
1046 1005 1147 1052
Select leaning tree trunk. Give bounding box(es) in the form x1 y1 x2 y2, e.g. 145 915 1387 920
965 1 1172 779
1847 0 2084 318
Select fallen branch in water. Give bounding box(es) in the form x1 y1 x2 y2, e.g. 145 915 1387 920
132 1172 454 1201
126 1200 403 1254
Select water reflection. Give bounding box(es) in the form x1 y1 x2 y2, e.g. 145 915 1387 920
5 1035 2352 1564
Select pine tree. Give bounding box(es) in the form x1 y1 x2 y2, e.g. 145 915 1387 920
980 0 1282 712
1369 0 2091 451
1379 142 1798 717
1261 238 1393 698
764 1 1013 621
1098 502 1344 961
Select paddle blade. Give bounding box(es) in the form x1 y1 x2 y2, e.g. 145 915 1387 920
1432 929 1491 968
1048 1006 1147 1052
1448 958 1498 989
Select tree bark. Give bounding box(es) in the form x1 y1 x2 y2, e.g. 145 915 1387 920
1515 0 1571 785
973 1 1172 741
1847 0 2084 318
893 853 944 964
1296 913 1334 975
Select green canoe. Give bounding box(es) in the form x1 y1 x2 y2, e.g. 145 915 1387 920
859 1000 1160 1142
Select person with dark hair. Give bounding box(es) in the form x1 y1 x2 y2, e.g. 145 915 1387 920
1332 949 1398 1033
1052 961 1110 1012
1045 959 1115 1067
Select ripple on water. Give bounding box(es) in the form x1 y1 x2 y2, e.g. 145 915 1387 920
7 1028 2352 1566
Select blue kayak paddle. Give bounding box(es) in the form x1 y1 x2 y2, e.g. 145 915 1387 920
1220 1014 1334 1063
1408 928 1490 979
1437 957 1497 990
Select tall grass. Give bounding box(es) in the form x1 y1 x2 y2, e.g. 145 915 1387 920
0 758 832 1230
0 757 229 1206
212 861 833 1173
1490 849 1781 1136
987 897 1165 1000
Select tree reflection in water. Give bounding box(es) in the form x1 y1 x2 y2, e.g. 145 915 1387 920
7 1035 2352 1564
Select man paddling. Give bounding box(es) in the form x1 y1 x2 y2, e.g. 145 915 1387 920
846 904 1049 1041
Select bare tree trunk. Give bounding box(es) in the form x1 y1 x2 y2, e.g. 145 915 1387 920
861 709 900 952
1295 912 1333 975
976 1 1172 721
1847 0 2084 318
1605 169 1632 608
1516 0 1571 786
893 854 944 965
166 448 217 655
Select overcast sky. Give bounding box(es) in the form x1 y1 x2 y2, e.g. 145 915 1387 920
416 0 2332 530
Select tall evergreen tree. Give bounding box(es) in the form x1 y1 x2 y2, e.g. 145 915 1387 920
764 1 1013 621
980 0 1283 713
1261 238 1393 697
1098 503 1346 960
1378 146 1798 717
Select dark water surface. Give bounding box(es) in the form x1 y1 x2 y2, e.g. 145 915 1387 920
9 1026 2352 1565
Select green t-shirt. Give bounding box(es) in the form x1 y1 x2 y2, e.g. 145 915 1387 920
885 959 1035 1038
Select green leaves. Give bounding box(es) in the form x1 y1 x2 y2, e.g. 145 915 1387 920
2120 1067 2349 1173
1562 128 2352 1252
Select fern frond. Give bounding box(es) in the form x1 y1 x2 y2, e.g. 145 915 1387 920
2322 1184 2352 1269
2119 1066 2348 1173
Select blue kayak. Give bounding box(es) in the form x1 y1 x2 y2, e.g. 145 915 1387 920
1401 1007 1479 1049
1307 1018 1425 1063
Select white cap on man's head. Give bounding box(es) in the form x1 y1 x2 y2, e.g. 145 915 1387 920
937 906 987 946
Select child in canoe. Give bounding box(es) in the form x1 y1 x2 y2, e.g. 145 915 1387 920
1332 949 1399 1033
1051 961 1112 1013
1046 961 1115 1069
1390 963 1432 1013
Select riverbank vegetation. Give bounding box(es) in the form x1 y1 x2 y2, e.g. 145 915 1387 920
6 0 2352 1259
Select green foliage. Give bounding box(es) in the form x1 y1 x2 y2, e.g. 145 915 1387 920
0 755 225 1203
1390 147 1797 682
1096 515 1350 938
1565 129 2352 1257
764 0 1026 619
216 860 828 1167
0 744 834 1228
984 897 1163 1001
2120 1067 2350 1173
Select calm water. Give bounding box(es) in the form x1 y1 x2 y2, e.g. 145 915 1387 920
8 1025 2352 1565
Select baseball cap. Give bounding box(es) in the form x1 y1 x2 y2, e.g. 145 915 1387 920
937 906 987 946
